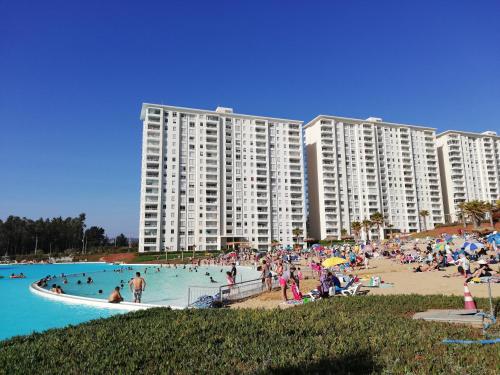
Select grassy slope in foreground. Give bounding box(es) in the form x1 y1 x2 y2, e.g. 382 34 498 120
0 295 498 374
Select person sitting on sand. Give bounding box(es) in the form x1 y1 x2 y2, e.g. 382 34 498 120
467 260 495 281
457 254 471 276
414 263 430 272
108 287 124 303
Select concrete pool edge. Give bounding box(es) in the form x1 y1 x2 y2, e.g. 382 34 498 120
29 283 181 311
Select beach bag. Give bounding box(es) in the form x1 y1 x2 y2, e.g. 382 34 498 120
370 276 380 287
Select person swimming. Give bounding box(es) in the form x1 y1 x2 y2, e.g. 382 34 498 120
210 277 217 283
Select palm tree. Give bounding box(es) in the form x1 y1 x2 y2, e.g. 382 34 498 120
419 210 429 231
370 212 384 239
386 223 394 238
271 239 279 250
362 219 372 241
351 221 362 240
483 202 495 227
457 201 467 228
292 227 303 247
463 200 487 229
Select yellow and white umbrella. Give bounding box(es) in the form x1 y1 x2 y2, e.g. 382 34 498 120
322 257 349 268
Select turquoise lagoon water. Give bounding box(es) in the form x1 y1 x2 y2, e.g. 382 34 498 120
0 263 258 341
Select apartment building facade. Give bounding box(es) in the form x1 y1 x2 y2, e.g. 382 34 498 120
139 104 307 252
436 130 500 223
305 115 444 241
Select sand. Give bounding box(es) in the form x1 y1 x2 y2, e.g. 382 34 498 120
231 257 500 310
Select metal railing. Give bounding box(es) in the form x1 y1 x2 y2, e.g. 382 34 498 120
187 276 281 307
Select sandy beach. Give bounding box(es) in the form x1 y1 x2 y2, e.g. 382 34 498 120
232 256 500 309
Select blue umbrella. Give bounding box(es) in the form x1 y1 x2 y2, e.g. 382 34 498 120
486 233 500 244
463 242 485 253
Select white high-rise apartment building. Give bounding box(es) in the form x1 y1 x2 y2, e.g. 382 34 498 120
305 115 444 241
139 104 307 252
436 130 500 223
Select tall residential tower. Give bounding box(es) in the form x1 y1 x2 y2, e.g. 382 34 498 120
305 115 444 241
139 104 307 252
436 130 500 223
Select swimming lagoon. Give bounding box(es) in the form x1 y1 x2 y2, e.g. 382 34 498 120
0 263 259 341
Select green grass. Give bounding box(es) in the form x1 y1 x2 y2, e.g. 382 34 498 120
0 295 498 374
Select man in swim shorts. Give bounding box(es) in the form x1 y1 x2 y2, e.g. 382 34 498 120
129 272 146 303
108 286 124 303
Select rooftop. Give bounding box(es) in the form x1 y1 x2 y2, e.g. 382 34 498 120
437 130 499 138
140 103 303 124
304 114 435 131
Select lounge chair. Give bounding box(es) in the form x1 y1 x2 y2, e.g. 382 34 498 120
328 278 355 296
340 283 362 296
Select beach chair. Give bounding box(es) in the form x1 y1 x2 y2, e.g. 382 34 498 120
340 283 362 296
328 278 355 296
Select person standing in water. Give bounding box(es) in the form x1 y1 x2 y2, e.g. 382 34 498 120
129 272 146 303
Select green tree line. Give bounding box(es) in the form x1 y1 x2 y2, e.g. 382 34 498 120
0 213 129 256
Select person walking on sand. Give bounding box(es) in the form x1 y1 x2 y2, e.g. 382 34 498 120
129 272 146 303
261 260 272 292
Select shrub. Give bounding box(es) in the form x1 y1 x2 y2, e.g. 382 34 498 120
0 295 498 374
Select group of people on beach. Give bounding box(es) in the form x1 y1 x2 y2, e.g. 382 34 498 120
407 233 499 282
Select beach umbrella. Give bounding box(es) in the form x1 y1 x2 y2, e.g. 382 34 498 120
463 242 485 253
436 239 444 243
434 243 445 252
486 233 500 244
445 235 453 242
322 257 349 268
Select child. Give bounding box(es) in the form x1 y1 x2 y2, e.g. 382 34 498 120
290 278 302 301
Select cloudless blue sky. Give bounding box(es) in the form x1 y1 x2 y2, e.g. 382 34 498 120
1 1 499 236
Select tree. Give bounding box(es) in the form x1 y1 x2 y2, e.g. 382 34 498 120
462 200 487 229
370 212 384 239
115 234 129 247
362 220 372 241
483 202 495 227
350 221 362 240
419 210 429 231
0 214 90 257
292 227 303 246
85 226 107 249
457 201 467 228
340 228 348 238
386 223 394 238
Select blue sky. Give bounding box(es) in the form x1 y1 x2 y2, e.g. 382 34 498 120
1 1 499 236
